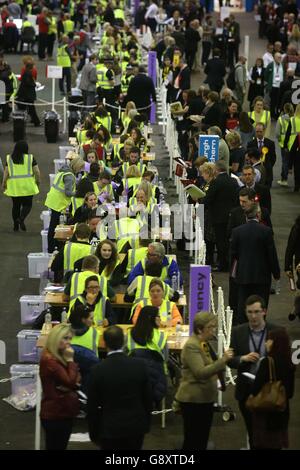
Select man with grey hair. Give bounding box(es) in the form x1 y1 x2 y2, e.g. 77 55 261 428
234 56 247 106
208 126 229 171
265 52 284 119
204 161 239 271
127 241 182 287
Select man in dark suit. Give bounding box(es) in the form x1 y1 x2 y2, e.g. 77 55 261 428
228 294 279 449
126 66 156 120
204 48 226 93
247 123 276 187
240 165 272 215
87 326 152 450
230 204 280 324
204 161 239 271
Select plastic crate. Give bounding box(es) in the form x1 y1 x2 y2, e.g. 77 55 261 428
17 330 41 363
27 253 51 279
49 173 55 187
54 159 66 174
41 229 48 253
19 295 45 325
59 145 73 160
10 364 38 396
40 210 51 230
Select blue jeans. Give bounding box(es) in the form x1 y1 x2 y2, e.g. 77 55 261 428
281 147 289 181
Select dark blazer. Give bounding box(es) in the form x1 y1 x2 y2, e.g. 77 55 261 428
231 220 280 285
17 70 37 102
126 73 156 109
87 352 152 443
201 103 222 130
227 205 272 238
241 182 272 215
204 172 239 224
284 220 300 271
228 321 278 401
247 137 276 186
173 65 191 91
204 57 226 90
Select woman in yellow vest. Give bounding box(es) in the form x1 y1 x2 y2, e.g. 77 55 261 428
2 140 40 232
47 11 57 59
248 96 271 138
132 278 183 326
117 165 142 198
126 305 168 405
94 239 127 286
71 191 98 223
72 275 115 326
121 101 136 134
68 303 100 393
129 127 148 152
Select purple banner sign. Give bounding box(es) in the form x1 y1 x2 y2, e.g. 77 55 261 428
148 51 157 124
189 265 211 336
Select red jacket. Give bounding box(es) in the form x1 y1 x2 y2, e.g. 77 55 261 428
83 143 104 161
37 13 49 34
40 351 80 420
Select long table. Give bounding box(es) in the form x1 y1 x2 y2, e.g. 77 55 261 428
37 324 189 352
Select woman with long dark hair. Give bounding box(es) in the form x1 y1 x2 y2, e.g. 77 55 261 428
2 140 40 231
250 328 295 450
16 62 41 126
94 239 126 286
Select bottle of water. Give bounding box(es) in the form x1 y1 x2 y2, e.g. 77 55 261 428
167 313 172 328
59 213 65 225
61 307 68 323
171 273 178 292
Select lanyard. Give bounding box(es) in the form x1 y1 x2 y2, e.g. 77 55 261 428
249 327 266 354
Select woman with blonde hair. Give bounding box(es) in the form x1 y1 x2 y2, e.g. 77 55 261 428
39 323 80 450
121 101 137 133
289 24 300 50
248 96 271 137
225 130 245 174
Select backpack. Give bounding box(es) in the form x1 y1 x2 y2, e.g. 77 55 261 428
227 64 242 90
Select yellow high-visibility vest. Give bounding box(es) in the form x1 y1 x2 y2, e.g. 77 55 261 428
4 154 39 197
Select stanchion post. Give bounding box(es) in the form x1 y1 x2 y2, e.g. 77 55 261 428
63 97 67 134
244 35 249 62
12 96 15 113
35 371 41 450
52 78 55 111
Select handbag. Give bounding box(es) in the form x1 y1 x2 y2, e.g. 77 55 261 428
246 357 287 412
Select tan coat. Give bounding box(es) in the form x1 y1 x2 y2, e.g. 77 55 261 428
175 334 227 404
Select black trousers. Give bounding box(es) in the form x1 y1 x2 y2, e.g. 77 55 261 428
38 33 48 59
11 196 33 223
47 34 56 58
41 419 73 450
47 209 61 253
202 42 211 65
181 402 214 450
293 155 300 190
238 400 254 449
213 223 229 270
237 283 271 324
270 86 280 119
18 102 40 126
59 67 71 94
100 435 144 450
186 50 197 70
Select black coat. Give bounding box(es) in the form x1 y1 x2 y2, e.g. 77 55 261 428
228 322 279 401
247 138 276 186
231 220 280 285
284 219 300 271
16 71 37 102
87 352 152 442
227 205 272 238
204 57 226 90
185 27 200 52
126 73 156 109
204 172 239 224
240 182 272 215
201 103 222 130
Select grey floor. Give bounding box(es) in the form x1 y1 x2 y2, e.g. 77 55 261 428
0 11 300 450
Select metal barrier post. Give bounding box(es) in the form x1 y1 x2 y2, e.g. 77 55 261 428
63 97 67 134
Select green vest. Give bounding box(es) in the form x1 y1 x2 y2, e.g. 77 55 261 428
93 181 114 200
94 114 112 133
134 275 170 304
4 154 39 197
113 143 124 161
114 8 125 20
132 298 173 324
71 327 99 355
45 171 76 212
121 162 145 177
77 129 89 145
115 217 140 252
48 17 57 35
57 44 71 68
248 110 270 126
63 19 75 34
277 116 290 148
71 196 84 216
69 270 108 303
96 64 114 90
127 247 148 275
63 242 93 273
288 116 300 150
22 20 33 29
77 294 107 326
122 177 142 192
127 328 167 360
121 115 131 133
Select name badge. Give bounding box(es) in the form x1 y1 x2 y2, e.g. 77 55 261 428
275 75 280 82
257 78 262 85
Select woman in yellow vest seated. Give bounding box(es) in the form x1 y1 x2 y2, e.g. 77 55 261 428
77 115 95 145
120 101 136 134
94 239 127 286
93 171 115 204
71 191 98 223
112 137 134 166
248 96 271 138
126 305 168 406
68 303 100 393
2 140 40 232
129 127 148 151
116 165 142 199
129 180 158 207
72 275 115 327
132 278 183 326
126 263 174 305
142 170 160 201
92 104 112 134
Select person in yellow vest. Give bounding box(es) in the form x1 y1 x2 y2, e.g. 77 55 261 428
121 64 134 95
126 270 173 305
2 140 40 232
96 57 115 105
57 35 72 95
20 17 36 54
114 1 125 25
93 171 115 203
248 96 271 138
63 13 75 35
116 147 146 181
45 157 85 253
111 137 134 165
142 170 160 201
72 275 115 326
68 303 100 393
117 165 142 200
92 104 112 133
126 305 168 405
131 278 183 326
126 241 149 276
275 102 294 187
112 214 141 253
47 10 57 59
120 101 137 134
94 239 127 285
71 191 98 223
284 102 300 192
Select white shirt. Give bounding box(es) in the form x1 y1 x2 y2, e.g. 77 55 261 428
272 63 284 88
263 51 274 68
145 3 159 19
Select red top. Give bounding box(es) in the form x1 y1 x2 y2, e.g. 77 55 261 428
20 66 38 81
37 13 49 34
83 143 104 161
39 351 80 420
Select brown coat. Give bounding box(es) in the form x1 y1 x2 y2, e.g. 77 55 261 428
176 334 226 403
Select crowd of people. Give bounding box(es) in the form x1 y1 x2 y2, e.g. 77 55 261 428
0 0 299 453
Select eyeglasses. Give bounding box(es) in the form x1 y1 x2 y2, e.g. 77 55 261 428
87 285 100 290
